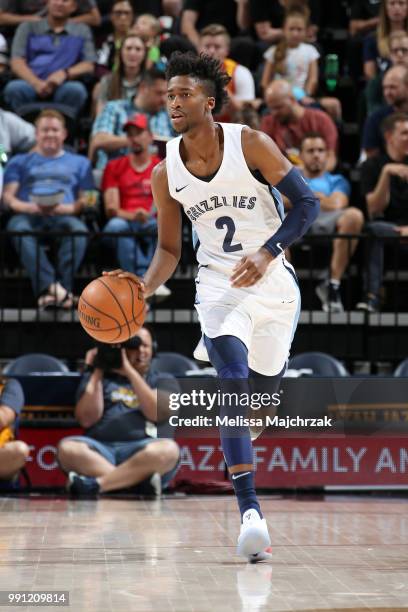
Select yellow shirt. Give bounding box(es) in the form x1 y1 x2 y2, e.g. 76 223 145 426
0 381 14 448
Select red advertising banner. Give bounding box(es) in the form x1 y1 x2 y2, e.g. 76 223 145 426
20 427 408 488
21 427 82 487
173 434 408 487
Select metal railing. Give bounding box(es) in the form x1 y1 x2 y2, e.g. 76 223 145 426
1 229 407 369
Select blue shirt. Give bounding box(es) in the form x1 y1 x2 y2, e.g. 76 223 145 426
92 99 173 170
0 379 24 415
4 151 94 203
303 172 351 197
0 379 24 437
11 18 96 79
76 370 177 442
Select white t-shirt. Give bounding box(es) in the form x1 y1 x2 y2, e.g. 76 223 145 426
264 42 320 90
233 64 255 101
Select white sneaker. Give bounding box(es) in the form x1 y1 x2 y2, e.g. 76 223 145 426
237 509 271 561
154 284 171 297
248 547 273 563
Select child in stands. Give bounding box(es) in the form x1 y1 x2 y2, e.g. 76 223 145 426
261 5 342 121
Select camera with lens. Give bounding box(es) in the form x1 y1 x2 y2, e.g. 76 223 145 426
93 336 142 371
94 344 122 371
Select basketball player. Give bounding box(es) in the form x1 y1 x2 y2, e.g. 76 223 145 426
105 52 319 562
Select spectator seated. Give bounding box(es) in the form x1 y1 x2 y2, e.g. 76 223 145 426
261 79 339 170
4 0 96 118
57 328 180 498
101 112 170 298
89 67 172 174
299 132 364 313
0 378 30 484
95 0 135 79
260 6 342 122
0 0 101 29
199 23 256 122
358 112 408 313
2 109 94 309
93 33 147 118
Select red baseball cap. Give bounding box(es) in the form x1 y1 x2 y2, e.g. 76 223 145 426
123 113 149 131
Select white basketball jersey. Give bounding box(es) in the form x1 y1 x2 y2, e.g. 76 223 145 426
166 123 284 274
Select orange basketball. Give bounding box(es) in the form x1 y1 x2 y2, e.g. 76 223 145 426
77 276 146 343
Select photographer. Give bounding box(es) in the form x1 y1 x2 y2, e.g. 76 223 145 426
57 327 179 497
0 378 30 482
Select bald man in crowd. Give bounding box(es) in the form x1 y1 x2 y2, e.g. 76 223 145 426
260 79 338 171
362 64 408 157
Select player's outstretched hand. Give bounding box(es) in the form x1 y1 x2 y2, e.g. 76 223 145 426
230 249 274 288
102 269 145 290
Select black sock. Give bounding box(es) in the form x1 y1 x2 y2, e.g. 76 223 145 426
231 471 262 520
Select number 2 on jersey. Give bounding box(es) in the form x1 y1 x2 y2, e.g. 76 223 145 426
215 216 243 253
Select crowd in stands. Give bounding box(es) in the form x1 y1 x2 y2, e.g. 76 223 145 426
1 0 408 314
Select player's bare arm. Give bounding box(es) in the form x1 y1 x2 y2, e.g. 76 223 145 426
232 128 319 288
104 161 182 297
142 161 182 296
242 127 292 185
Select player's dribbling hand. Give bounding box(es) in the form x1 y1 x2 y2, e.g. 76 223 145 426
102 269 146 292
231 249 274 288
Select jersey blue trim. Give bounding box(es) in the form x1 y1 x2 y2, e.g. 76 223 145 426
192 227 200 254
282 260 301 345
269 185 285 221
282 259 299 287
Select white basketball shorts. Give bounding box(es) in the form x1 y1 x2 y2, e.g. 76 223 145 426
193 256 301 376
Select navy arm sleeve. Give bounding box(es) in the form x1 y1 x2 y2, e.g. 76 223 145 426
263 167 320 257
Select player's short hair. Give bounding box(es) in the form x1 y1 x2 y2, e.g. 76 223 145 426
166 51 230 114
300 132 327 149
35 109 66 127
381 112 408 135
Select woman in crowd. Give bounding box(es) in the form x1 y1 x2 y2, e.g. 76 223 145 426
95 0 135 76
94 34 147 117
363 0 408 79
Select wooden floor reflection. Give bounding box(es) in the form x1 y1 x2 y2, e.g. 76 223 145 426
0 494 407 611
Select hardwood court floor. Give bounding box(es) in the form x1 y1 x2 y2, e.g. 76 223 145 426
0 494 407 612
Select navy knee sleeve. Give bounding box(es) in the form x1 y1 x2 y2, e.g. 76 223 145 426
204 335 248 377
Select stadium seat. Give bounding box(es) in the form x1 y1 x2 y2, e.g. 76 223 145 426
288 352 349 376
393 358 408 377
3 353 69 375
152 352 200 376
